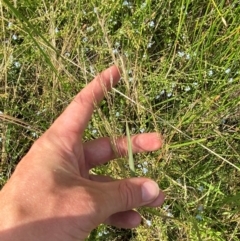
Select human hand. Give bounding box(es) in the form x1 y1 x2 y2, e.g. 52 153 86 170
0 65 165 241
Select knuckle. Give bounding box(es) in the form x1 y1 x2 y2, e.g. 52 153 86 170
112 137 127 157
118 181 135 210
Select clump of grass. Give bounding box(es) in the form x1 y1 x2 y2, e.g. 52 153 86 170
1 0 240 240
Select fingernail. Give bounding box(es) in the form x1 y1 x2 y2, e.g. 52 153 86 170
141 181 159 203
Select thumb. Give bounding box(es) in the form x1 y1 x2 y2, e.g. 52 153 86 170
101 178 163 214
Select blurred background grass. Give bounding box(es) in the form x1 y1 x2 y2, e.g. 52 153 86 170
0 0 240 240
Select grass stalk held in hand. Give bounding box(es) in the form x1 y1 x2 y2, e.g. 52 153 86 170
126 122 135 177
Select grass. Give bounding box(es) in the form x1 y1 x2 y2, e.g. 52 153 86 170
126 121 135 176
0 0 240 240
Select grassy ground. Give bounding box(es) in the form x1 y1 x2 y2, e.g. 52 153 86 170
1 0 240 240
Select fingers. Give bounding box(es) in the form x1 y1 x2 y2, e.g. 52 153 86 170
86 176 164 230
84 133 163 169
146 190 166 207
104 210 142 229
89 179 141 228
90 174 165 208
49 65 120 142
100 178 165 215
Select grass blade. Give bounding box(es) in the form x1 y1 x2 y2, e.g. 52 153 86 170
126 122 135 176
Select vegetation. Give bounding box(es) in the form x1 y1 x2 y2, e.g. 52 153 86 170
0 0 240 240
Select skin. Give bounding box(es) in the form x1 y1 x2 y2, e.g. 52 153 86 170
0 65 165 241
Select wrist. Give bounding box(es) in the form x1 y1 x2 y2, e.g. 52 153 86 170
0 180 31 240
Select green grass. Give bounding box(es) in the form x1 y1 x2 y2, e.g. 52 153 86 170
126 121 135 176
1 0 240 240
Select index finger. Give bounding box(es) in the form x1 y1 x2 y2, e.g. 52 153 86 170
51 65 120 138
